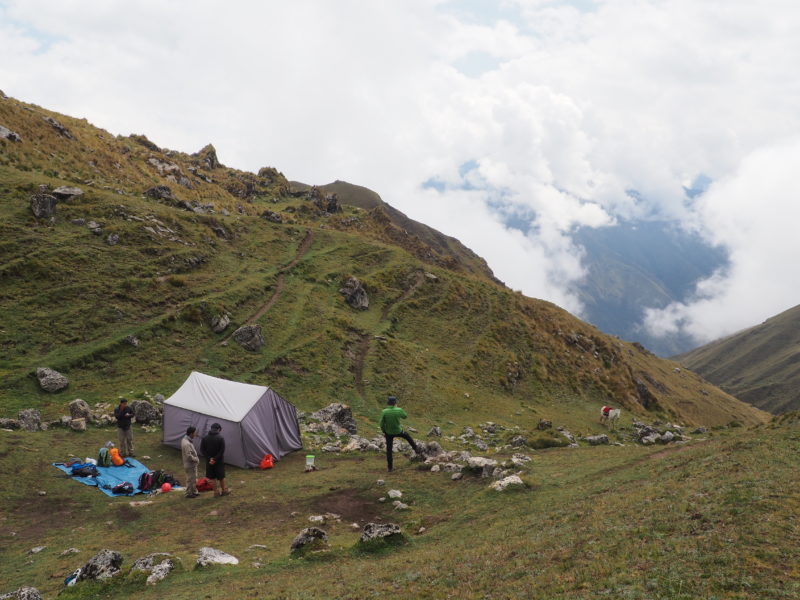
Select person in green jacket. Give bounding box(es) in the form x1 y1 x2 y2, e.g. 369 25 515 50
379 395 420 472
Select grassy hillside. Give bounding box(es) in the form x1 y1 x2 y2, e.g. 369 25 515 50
2 414 799 598
0 93 767 429
676 304 800 414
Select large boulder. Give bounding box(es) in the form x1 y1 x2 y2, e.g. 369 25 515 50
17 409 41 432
232 325 265 351
77 549 123 582
310 403 357 434
339 277 369 310
196 547 238 568
36 367 69 392
30 192 57 219
0 588 43 600
130 400 160 425
51 186 84 201
290 527 329 555
68 399 91 420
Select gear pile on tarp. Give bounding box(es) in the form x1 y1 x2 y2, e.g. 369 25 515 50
53 457 153 497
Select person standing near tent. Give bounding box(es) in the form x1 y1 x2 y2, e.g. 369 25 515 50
114 398 135 457
380 395 420 472
200 422 231 497
181 426 200 498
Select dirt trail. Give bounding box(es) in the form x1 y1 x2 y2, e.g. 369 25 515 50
352 271 428 395
220 230 314 345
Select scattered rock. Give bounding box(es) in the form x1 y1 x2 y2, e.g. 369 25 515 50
427 426 442 437
510 435 527 447
537 419 552 430
210 313 231 333
451 472 463 480
387 489 402 499
360 522 402 543
30 192 57 219
68 399 91 420
76 549 123 582
290 527 329 555
106 233 120 246
70 418 86 431
232 325 265 351
339 277 369 310
60 548 80 556
583 434 609 446
196 547 239 568
27 546 46 555
0 418 20 429
0 587 43 600
131 553 179 585
36 367 69 392
261 210 283 223
490 475 525 492
392 501 410 511
17 409 41 432
124 335 139 347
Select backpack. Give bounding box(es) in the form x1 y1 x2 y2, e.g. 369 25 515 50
196 477 213 492
98 447 111 467
151 469 166 488
260 453 274 469
138 471 154 491
109 447 124 466
71 464 99 477
163 473 180 487
112 481 134 495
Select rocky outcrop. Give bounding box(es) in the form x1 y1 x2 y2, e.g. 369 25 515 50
232 325 265 351
0 125 22 142
30 191 57 219
261 210 283 223
290 527 329 554
193 144 220 170
131 553 179 585
489 475 525 492
196 547 238 568
339 277 369 310
36 367 69 392
144 185 174 201
310 403 358 435
42 115 72 138
583 434 609 446
77 549 123 582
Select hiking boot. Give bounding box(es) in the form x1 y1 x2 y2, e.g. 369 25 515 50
220 489 232 496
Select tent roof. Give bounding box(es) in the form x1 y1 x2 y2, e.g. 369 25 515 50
164 371 270 422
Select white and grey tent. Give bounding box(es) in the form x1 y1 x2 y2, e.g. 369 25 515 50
163 371 302 468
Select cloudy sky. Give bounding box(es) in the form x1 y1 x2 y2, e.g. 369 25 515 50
2 0 799 345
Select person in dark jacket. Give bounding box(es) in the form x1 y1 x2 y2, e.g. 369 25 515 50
379 395 420 472
200 422 230 497
113 398 135 457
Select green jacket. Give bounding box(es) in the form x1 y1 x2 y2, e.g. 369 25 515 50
380 406 408 435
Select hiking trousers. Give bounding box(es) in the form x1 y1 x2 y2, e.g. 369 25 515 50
184 465 198 497
384 432 419 471
117 427 134 456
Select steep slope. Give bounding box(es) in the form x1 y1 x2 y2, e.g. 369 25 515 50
676 304 800 413
0 94 767 428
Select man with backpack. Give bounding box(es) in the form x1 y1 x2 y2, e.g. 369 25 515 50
114 398 135 457
200 422 231 497
379 395 421 472
181 426 200 498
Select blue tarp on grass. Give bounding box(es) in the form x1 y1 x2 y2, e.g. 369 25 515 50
53 459 151 497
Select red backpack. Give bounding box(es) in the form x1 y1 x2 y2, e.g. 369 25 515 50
196 477 214 492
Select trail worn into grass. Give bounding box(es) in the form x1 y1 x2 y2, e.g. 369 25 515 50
220 230 315 345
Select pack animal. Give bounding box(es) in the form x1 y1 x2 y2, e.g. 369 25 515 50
600 406 621 429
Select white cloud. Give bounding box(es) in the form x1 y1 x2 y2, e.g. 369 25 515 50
1 0 800 333
643 139 800 342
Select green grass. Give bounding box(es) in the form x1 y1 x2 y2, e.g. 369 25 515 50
2 422 799 599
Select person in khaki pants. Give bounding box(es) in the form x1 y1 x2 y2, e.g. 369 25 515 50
181 426 200 498
114 399 135 457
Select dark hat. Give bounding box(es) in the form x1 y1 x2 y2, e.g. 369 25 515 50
387 396 397 405
210 422 222 432
186 426 196 435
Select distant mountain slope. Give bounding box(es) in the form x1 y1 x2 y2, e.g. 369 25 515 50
0 93 768 428
676 304 800 413
574 220 728 357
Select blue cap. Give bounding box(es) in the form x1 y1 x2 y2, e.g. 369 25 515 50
387 396 397 405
